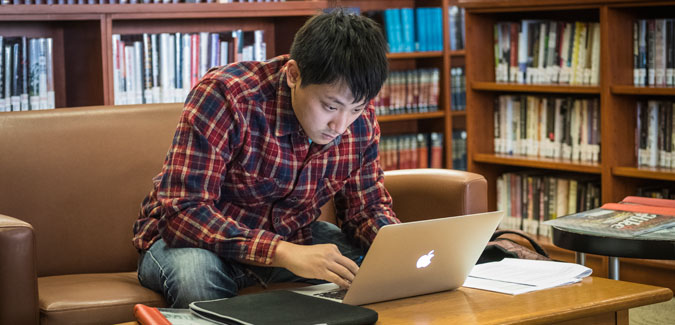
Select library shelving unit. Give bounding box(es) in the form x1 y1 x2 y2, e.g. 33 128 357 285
337 0 466 168
1 0 467 169
461 0 675 291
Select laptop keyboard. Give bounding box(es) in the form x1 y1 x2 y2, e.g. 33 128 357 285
314 288 348 300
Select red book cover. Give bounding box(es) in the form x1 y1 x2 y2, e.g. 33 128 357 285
417 145 428 168
430 146 442 168
134 304 171 325
621 196 675 208
509 22 519 81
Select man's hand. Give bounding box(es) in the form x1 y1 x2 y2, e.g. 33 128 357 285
272 241 359 288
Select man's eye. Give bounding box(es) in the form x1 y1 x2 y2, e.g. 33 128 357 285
325 105 337 111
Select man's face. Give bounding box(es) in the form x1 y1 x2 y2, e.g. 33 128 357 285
286 60 368 145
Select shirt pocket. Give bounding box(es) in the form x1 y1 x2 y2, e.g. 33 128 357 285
224 164 280 206
315 177 348 205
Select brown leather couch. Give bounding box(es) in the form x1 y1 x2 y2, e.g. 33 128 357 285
0 103 487 325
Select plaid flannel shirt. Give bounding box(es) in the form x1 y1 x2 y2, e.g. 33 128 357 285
132 55 399 265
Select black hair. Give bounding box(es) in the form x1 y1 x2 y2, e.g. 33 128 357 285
290 8 389 104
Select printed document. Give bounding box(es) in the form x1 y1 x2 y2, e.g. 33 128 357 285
463 258 592 295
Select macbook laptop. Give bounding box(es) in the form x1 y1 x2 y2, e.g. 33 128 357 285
291 210 505 305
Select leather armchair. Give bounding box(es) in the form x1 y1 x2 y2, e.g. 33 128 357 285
0 104 486 325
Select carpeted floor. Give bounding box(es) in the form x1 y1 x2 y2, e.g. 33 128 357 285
630 298 675 325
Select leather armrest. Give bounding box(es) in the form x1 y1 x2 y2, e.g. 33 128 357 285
383 169 487 222
318 168 488 224
0 214 39 325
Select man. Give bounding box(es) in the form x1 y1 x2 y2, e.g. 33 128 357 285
132 9 399 308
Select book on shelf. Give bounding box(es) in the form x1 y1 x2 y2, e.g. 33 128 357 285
448 6 465 51
452 129 467 171
369 7 443 54
637 185 675 200
497 171 600 238
373 68 439 116
634 19 675 87
544 196 675 239
636 100 674 169
450 67 466 111
493 95 600 163
112 30 265 106
494 20 600 86
0 36 54 113
379 132 443 171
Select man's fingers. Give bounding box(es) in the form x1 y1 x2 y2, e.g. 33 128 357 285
326 271 352 289
327 261 356 283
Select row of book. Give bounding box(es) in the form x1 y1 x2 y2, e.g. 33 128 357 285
0 36 55 113
494 95 600 163
497 171 601 238
450 67 466 111
1 0 285 4
112 30 265 106
495 20 600 86
636 100 675 169
377 7 444 53
379 133 443 171
637 185 675 199
451 129 467 170
448 6 465 51
633 19 675 87
372 68 439 116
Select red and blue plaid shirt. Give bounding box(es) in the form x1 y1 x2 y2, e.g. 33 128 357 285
132 55 399 265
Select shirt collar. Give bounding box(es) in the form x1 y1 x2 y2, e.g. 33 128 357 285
274 63 302 138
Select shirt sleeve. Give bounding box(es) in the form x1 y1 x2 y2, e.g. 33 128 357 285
335 107 400 249
155 79 282 265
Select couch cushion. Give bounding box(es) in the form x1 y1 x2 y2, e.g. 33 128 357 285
0 104 182 277
38 272 166 325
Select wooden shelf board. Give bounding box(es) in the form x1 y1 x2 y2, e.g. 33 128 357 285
450 110 466 117
472 81 601 94
0 2 327 18
459 0 611 10
377 111 445 122
387 51 443 60
473 153 602 174
611 85 675 96
613 166 675 181
449 49 466 57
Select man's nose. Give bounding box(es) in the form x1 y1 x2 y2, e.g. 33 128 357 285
329 112 349 134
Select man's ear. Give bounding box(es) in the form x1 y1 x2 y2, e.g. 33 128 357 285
286 59 301 89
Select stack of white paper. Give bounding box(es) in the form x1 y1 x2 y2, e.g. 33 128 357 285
463 258 592 295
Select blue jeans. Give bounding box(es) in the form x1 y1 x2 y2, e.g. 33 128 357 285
137 221 364 308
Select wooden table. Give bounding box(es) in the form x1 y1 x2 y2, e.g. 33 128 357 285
121 277 672 325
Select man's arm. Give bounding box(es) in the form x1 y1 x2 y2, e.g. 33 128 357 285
336 111 400 249
154 79 282 265
242 241 359 288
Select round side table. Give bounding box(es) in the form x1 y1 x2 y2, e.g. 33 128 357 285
551 226 675 280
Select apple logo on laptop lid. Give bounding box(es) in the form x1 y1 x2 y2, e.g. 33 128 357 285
416 250 435 269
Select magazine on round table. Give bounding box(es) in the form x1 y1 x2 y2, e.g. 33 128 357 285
544 196 675 240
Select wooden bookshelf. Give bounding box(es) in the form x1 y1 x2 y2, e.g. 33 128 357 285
378 111 445 122
387 51 444 59
0 0 468 169
473 154 602 174
611 85 675 96
472 81 601 94
613 166 675 182
463 0 675 291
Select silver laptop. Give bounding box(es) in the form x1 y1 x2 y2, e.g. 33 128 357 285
291 210 505 305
